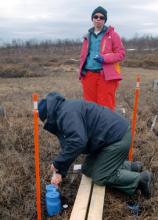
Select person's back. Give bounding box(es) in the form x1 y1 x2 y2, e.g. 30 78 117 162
60 99 128 151
83 101 128 147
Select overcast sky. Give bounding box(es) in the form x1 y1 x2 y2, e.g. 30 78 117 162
0 0 158 44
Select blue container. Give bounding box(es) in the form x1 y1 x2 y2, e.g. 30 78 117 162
45 184 61 216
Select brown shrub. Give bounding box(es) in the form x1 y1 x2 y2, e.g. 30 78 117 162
0 64 47 78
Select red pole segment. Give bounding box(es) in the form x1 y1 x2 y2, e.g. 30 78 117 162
32 93 42 220
128 76 140 161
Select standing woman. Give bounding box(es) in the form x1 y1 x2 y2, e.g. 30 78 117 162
79 6 125 111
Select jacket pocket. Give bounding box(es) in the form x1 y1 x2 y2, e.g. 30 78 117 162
103 64 122 80
114 63 121 74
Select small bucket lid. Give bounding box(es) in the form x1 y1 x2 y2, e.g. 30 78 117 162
46 184 57 191
46 184 60 199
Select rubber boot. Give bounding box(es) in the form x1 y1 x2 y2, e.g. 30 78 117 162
138 171 153 199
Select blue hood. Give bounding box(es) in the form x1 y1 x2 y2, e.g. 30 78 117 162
38 92 65 134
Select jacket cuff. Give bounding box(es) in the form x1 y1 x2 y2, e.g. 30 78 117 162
52 161 67 177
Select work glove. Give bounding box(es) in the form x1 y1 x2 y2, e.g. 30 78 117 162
94 54 104 64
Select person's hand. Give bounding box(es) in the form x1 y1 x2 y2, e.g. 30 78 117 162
94 54 104 64
50 163 62 186
51 173 62 186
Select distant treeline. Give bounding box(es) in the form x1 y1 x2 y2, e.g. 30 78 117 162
1 39 81 50
122 36 158 50
1 36 158 51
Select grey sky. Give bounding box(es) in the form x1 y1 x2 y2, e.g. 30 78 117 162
0 0 158 44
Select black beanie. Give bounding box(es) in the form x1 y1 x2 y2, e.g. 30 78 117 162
38 99 47 122
91 6 107 22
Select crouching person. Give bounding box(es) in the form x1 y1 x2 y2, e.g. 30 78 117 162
38 92 153 198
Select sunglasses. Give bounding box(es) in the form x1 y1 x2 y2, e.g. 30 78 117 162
93 15 105 20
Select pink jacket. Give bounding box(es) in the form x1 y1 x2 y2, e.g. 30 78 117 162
79 26 125 80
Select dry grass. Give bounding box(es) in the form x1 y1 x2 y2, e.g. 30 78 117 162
0 46 158 220
123 51 158 69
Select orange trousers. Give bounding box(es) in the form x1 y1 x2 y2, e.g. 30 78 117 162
81 71 119 111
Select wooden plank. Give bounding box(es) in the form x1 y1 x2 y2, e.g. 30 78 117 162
87 184 105 220
69 175 92 220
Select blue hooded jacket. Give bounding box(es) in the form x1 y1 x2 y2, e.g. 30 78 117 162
38 92 129 176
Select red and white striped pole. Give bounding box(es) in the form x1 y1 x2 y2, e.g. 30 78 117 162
32 94 42 220
128 76 140 161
